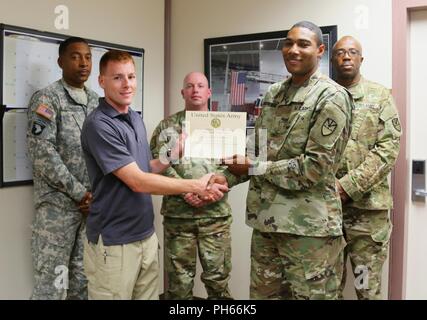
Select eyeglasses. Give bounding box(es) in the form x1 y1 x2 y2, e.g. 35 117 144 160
334 48 361 58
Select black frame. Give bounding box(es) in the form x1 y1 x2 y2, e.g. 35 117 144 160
0 24 144 187
204 25 337 127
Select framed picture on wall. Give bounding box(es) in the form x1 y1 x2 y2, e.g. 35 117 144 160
204 25 337 127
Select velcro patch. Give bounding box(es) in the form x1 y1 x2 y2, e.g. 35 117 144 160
392 117 401 132
31 120 46 136
36 104 54 121
311 103 346 150
321 118 338 136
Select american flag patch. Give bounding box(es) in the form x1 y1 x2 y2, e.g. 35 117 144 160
36 104 54 120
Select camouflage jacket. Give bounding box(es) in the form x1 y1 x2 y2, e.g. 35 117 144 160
150 110 233 219
336 77 402 209
27 79 99 209
246 70 353 237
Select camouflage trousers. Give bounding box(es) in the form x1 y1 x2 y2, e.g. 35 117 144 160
339 208 391 300
30 203 87 300
164 216 232 300
250 229 346 300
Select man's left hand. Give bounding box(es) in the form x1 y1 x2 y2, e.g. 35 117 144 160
221 154 250 176
183 193 206 208
78 191 93 215
336 180 350 204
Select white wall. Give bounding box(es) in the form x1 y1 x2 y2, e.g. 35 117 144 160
0 0 165 299
170 0 392 299
407 9 427 300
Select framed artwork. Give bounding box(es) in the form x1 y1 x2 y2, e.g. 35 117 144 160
204 25 337 127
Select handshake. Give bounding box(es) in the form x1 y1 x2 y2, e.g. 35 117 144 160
180 155 253 208
184 173 229 208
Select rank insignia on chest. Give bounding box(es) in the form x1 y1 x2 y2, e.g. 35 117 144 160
321 118 338 136
36 104 54 121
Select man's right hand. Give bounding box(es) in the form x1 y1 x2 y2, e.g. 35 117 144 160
185 174 230 208
78 191 93 215
207 174 228 188
196 173 229 201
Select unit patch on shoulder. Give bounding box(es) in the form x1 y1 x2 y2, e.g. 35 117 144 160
321 118 338 136
31 119 46 136
392 117 401 132
35 104 54 121
288 159 298 170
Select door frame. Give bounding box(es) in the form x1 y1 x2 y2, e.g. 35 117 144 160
390 0 427 300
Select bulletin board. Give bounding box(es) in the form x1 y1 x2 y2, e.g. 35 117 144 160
0 24 144 187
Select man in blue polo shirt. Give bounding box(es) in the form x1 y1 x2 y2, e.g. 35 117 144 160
81 50 227 300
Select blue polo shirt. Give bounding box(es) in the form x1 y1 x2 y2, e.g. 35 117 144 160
81 98 154 245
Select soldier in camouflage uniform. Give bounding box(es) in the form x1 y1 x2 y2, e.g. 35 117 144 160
27 37 99 300
332 36 401 300
150 72 237 299
225 21 353 300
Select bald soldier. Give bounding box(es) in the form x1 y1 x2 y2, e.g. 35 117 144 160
224 21 353 300
332 36 401 299
150 72 237 299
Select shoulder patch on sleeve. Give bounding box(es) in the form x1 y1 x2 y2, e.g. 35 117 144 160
311 104 347 150
392 117 401 133
321 118 338 136
35 104 54 121
31 119 47 136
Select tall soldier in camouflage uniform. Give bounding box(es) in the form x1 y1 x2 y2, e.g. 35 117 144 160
224 21 353 300
332 36 401 300
27 37 98 299
150 72 236 299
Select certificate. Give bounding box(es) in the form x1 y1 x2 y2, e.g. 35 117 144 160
184 111 246 159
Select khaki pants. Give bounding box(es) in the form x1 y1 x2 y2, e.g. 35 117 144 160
84 233 159 300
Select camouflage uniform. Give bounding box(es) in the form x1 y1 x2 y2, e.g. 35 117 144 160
150 110 236 300
27 79 98 300
247 70 353 299
336 77 401 299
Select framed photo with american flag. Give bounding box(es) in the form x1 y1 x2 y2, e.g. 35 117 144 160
204 25 337 127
